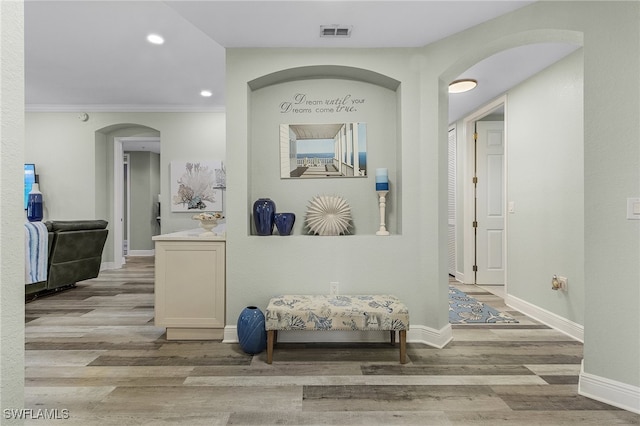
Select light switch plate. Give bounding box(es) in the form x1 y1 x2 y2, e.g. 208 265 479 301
627 198 640 220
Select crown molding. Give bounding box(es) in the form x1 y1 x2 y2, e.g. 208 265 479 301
25 104 226 113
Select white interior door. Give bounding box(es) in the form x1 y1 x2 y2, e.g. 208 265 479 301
475 121 505 285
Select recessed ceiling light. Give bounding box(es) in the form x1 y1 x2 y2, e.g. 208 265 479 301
146 33 165 45
200 90 213 97
449 79 477 94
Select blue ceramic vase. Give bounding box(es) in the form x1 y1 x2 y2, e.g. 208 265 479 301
27 183 44 222
237 306 267 354
274 212 295 236
253 198 276 236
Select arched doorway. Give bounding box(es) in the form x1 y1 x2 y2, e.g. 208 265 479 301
94 124 160 269
442 31 585 341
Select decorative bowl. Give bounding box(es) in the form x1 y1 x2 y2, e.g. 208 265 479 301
192 212 224 236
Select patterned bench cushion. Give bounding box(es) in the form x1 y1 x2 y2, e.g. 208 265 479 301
265 295 409 332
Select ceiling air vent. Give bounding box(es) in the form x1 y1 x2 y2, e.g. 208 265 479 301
320 25 352 38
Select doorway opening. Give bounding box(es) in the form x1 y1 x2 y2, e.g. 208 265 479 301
123 153 130 256
460 96 506 287
113 136 161 268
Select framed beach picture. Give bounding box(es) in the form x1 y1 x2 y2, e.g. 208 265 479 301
170 161 225 212
280 123 367 179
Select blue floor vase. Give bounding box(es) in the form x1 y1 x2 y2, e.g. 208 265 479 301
237 306 267 354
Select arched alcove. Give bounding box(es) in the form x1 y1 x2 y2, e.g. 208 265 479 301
248 65 400 91
247 65 402 236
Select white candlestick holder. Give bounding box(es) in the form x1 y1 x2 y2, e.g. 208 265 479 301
376 190 390 236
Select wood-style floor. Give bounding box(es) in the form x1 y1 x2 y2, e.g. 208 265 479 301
24 257 639 425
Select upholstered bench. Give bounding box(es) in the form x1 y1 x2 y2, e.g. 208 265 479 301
265 294 409 364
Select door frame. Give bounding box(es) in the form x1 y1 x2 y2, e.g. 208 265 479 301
113 136 160 268
123 153 131 256
462 95 508 286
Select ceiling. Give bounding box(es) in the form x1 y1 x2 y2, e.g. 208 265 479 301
25 0 581 128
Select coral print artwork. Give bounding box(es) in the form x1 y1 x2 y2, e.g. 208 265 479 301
170 161 225 212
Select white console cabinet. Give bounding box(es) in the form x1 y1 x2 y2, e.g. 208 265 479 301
153 229 225 340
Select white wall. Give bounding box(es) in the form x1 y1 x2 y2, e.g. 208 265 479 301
579 2 639 401
507 50 584 325
0 0 25 412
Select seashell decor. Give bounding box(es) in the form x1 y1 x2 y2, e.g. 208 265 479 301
305 194 352 236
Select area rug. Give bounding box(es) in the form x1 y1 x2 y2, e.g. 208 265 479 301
449 286 518 324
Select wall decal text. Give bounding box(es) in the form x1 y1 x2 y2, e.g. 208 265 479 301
280 93 365 114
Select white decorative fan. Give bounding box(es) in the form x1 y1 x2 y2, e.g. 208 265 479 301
305 194 352 236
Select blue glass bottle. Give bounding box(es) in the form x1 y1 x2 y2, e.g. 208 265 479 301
27 183 43 222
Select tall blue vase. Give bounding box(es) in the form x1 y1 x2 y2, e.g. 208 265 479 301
237 306 267 355
274 212 295 236
27 183 43 222
253 198 276 236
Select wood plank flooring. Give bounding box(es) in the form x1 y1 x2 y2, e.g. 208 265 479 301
24 257 640 425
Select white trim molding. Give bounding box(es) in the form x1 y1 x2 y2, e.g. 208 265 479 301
100 262 120 271
506 294 584 342
128 250 155 257
579 361 640 414
25 104 226 113
223 323 453 349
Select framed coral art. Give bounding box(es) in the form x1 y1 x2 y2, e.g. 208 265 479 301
170 161 225 212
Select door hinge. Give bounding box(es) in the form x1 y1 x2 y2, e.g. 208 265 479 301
472 221 478 228
473 132 478 141
472 176 478 184
473 265 478 272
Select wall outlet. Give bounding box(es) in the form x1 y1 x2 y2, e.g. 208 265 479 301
558 276 568 291
330 282 339 296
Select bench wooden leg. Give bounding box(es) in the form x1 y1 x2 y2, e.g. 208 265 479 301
267 330 275 364
390 330 396 346
399 330 407 364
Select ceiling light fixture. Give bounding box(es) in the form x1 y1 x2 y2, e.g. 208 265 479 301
200 90 213 97
449 79 477 94
146 33 165 45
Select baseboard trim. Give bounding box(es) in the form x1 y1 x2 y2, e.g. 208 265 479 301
408 324 453 348
223 323 453 349
223 326 237 343
579 361 640 414
127 250 155 257
505 293 584 342
100 262 119 271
